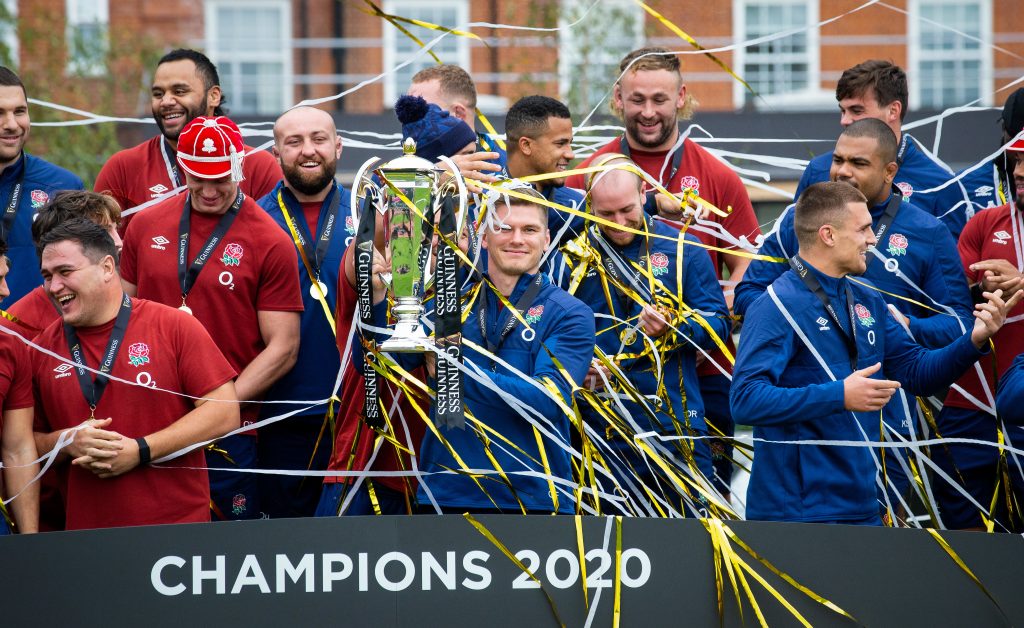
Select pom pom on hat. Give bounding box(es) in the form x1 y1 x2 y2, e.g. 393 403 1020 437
394 94 477 163
176 116 247 181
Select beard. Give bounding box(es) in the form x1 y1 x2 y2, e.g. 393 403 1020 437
624 112 677 150
283 161 337 197
155 99 208 142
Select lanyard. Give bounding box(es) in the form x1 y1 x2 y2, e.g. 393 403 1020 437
789 255 859 371
277 187 338 334
619 137 684 188
160 139 181 187
590 215 656 304
478 274 543 363
896 133 910 168
866 191 903 268
177 191 243 305
63 292 132 419
0 154 26 242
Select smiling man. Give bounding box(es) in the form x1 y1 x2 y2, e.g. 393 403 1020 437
254 106 350 518
732 182 1020 525
95 49 282 233
31 219 239 530
0 67 84 307
119 116 302 521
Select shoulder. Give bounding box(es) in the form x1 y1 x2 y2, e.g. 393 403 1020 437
576 139 620 168
965 202 1009 234
683 138 738 179
552 185 584 205
897 199 947 231
904 135 953 174
539 282 593 322
255 182 287 216
807 152 833 170
243 144 278 166
24 154 83 189
125 193 183 234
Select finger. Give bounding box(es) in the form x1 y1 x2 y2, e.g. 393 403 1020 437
870 379 901 390
854 362 882 377
1005 288 1024 311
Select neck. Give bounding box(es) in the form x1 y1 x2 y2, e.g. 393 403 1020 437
85 289 126 328
164 135 179 151
488 268 527 297
287 182 332 204
799 248 846 279
0 151 22 176
505 153 530 179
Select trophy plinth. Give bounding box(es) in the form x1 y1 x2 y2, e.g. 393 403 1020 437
380 296 431 352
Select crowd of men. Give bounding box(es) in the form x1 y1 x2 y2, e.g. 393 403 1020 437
2 44 1024 534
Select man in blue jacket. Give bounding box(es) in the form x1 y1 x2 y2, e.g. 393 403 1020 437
732 181 1020 525
738 119 974 517
371 184 595 513
0 66 84 307
256 106 347 518
793 60 979 238
555 162 731 512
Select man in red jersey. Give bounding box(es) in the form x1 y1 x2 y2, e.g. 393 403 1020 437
95 49 282 234
0 237 38 534
120 116 302 521
32 219 238 530
932 129 1024 531
566 47 761 496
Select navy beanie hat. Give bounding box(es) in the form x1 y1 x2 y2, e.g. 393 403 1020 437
1003 88 1024 141
395 95 477 162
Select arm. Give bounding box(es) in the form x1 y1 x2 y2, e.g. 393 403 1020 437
234 310 300 402
905 223 975 347
733 207 795 317
997 354 1024 425
729 296 846 426
1 407 39 533
677 240 731 349
86 381 241 478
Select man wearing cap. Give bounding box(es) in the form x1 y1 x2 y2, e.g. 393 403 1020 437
95 49 282 234
31 219 240 530
556 161 730 510
505 95 586 245
793 60 986 238
0 66 84 307
120 116 302 521
252 106 349 518
930 123 1024 531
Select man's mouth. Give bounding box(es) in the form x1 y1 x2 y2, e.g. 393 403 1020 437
55 293 75 310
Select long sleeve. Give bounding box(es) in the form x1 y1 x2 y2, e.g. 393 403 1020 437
905 221 974 347
883 312 986 397
996 354 1024 425
733 206 796 316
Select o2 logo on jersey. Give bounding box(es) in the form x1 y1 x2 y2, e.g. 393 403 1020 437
895 181 914 198
680 175 700 194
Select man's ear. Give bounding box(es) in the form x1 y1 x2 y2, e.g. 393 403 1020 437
518 135 533 157
819 224 836 247
451 102 469 124
205 85 223 115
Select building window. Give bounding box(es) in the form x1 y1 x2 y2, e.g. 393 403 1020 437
0 0 16 68
381 1 469 108
65 0 108 76
557 0 643 116
733 0 819 108
909 0 992 109
205 0 293 115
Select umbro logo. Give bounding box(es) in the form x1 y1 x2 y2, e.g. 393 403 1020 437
993 230 1012 245
816 316 830 331
149 184 169 197
53 363 74 379
974 185 994 198
151 235 170 251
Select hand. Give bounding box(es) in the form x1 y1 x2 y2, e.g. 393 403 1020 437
85 435 143 479
442 151 501 194
639 305 670 338
585 362 611 391
970 288 1024 348
65 417 122 460
655 192 711 221
971 259 1024 298
425 350 436 378
371 248 392 305
843 362 900 412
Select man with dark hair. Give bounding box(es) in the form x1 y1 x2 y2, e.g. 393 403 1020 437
95 49 282 233
120 116 303 521
0 236 39 534
557 161 730 510
505 95 585 243
253 106 349 518
0 66 84 307
737 118 975 519
567 46 759 498
31 219 240 530
7 191 122 337
933 131 1024 531
371 183 595 513
794 59 984 238
732 181 1020 525
409 64 507 167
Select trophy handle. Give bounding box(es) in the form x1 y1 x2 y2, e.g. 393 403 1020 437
350 156 382 228
436 155 469 237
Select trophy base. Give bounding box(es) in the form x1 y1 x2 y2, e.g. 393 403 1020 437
380 325 432 353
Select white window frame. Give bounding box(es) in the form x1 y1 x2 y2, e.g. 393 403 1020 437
732 0 828 110
1 0 17 68
907 0 992 109
381 0 470 107
204 0 294 115
557 0 644 115
65 0 109 77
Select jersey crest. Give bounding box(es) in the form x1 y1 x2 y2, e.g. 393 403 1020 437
895 181 914 198
854 303 875 328
886 233 909 257
525 305 544 325
127 342 151 367
222 242 244 266
649 252 670 276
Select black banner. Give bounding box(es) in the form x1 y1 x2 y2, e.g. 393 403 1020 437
1 516 1021 626
355 191 384 431
433 193 464 429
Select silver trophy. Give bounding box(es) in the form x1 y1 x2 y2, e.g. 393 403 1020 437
350 138 468 353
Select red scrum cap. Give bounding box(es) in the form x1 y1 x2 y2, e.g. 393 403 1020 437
176 116 246 181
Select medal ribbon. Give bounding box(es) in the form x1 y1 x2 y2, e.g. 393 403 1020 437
160 139 181 188
477 273 543 362
789 255 859 372
865 190 903 270
177 191 243 306
277 187 339 335
0 154 26 242
63 292 132 418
